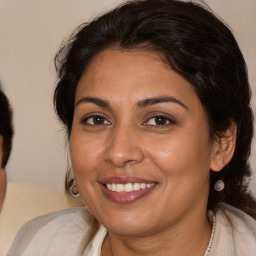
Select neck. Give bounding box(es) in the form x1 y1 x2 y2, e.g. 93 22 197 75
101 212 212 256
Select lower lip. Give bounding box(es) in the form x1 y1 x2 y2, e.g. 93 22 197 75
101 184 156 204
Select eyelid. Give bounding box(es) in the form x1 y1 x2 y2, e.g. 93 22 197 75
143 113 176 126
80 113 111 125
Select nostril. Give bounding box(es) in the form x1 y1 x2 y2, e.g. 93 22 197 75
104 145 144 168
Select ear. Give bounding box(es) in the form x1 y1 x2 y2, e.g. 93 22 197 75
210 122 237 172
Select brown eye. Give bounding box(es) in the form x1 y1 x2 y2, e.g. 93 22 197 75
93 116 105 124
83 115 110 125
154 116 168 125
145 115 174 126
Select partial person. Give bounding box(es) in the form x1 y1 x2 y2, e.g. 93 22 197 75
0 85 81 256
0 85 13 212
9 0 256 255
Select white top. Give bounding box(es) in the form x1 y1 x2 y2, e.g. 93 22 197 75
0 182 83 256
8 203 256 256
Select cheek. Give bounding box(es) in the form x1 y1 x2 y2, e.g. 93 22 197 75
69 132 103 179
0 169 7 210
147 129 211 177
148 134 191 164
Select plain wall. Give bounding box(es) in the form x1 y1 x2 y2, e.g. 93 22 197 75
0 0 255 194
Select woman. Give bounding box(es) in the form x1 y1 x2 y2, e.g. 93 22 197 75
9 0 256 255
0 85 13 212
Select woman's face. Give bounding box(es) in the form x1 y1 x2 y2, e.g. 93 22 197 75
0 135 7 211
70 49 219 236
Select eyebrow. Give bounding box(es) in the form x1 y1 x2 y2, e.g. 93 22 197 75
76 96 188 110
137 96 188 110
76 97 111 109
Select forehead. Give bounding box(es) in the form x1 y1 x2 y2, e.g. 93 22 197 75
76 48 198 105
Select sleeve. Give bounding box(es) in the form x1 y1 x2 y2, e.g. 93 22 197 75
8 207 90 256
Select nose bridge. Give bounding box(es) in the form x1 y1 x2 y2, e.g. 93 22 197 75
104 122 144 167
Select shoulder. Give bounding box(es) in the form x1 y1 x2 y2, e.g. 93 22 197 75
216 203 256 236
211 203 256 255
8 207 96 256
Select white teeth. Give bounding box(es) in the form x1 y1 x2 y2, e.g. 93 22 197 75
134 183 141 191
116 184 124 192
141 183 146 189
112 183 116 192
105 182 155 192
107 183 117 191
124 183 133 192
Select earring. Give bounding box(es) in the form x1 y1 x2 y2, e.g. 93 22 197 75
69 180 80 198
214 180 225 192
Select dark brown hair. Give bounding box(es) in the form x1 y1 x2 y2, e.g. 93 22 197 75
54 0 255 216
0 84 13 167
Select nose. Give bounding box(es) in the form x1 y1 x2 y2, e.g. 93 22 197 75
104 125 144 168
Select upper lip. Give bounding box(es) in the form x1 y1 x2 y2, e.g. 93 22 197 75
99 176 157 184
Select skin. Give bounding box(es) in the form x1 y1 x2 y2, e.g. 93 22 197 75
0 135 7 212
70 48 235 256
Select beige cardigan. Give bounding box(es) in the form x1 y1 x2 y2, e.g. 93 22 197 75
0 182 83 256
8 203 256 256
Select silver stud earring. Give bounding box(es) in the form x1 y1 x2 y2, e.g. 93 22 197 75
69 180 80 198
214 180 225 192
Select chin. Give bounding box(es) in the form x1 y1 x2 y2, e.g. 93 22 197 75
100 211 157 237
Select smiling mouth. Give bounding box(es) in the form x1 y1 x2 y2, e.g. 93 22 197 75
101 179 157 203
105 183 155 192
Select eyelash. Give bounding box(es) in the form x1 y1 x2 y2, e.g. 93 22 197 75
144 115 176 127
81 115 111 126
81 114 175 127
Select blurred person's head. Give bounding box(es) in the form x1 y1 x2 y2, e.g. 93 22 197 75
0 85 13 211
